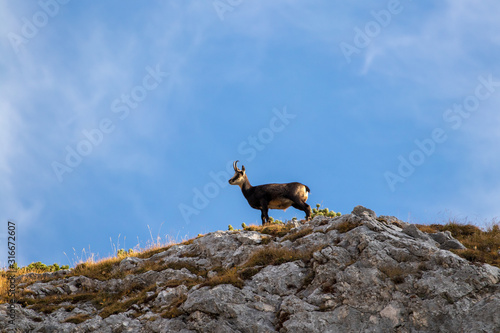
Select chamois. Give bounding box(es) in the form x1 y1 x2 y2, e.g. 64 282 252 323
228 160 311 225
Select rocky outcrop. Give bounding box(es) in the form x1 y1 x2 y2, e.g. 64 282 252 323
1 206 499 332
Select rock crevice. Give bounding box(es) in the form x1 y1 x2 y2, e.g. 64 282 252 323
1 206 499 332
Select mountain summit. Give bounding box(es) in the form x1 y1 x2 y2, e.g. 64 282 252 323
2 206 499 332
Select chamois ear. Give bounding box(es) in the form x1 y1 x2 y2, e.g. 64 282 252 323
241 165 245 172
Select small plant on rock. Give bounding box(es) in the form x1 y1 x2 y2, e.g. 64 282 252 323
311 203 340 219
268 217 284 224
24 262 69 272
116 249 134 257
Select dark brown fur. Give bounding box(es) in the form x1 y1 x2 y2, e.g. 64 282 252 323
229 161 311 225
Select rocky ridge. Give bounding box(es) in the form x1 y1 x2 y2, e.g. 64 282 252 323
1 206 499 332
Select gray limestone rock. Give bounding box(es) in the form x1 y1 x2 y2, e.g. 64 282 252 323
441 238 467 250
351 205 377 219
248 261 307 296
4 206 499 333
118 256 143 271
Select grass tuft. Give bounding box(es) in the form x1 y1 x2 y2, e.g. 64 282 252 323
160 294 187 318
63 314 92 324
238 267 260 280
72 257 124 281
281 227 313 242
202 268 244 289
243 245 319 268
326 219 359 234
416 221 500 268
135 245 173 259
244 223 294 238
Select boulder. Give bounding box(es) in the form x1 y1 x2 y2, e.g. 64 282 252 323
4 206 499 333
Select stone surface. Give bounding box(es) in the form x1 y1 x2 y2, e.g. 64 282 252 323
429 231 452 244
118 256 143 271
351 205 377 219
248 261 307 296
441 238 467 250
2 207 499 333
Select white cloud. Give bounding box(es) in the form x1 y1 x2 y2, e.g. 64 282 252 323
0 3 41 227
358 0 500 90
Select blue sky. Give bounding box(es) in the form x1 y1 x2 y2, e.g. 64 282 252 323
1 0 500 267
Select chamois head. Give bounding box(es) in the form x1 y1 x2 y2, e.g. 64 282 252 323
228 160 247 187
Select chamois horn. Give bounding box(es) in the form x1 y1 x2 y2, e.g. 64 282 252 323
233 160 240 172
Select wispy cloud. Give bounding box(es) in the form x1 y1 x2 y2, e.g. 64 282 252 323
355 1 500 84
2 0 500 266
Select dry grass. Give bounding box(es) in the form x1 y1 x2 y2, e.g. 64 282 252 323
135 244 173 259
197 246 312 290
63 314 92 324
336 220 360 233
161 278 200 289
238 267 260 280
17 293 89 314
0 265 64 301
0 225 289 303
160 294 187 319
261 236 272 245
416 221 500 268
281 227 313 242
451 249 500 268
325 219 360 234
72 257 125 281
243 244 322 268
1 234 201 299
416 222 480 236
0 269 50 305
0 271 9 303
6 216 498 321
17 283 158 319
201 244 324 289
0 233 202 310
97 290 149 319
135 260 206 277
202 268 244 289
243 246 304 267
244 223 295 238
29 303 60 314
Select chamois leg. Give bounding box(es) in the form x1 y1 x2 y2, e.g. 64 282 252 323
260 204 269 225
260 209 269 225
292 202 312 221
